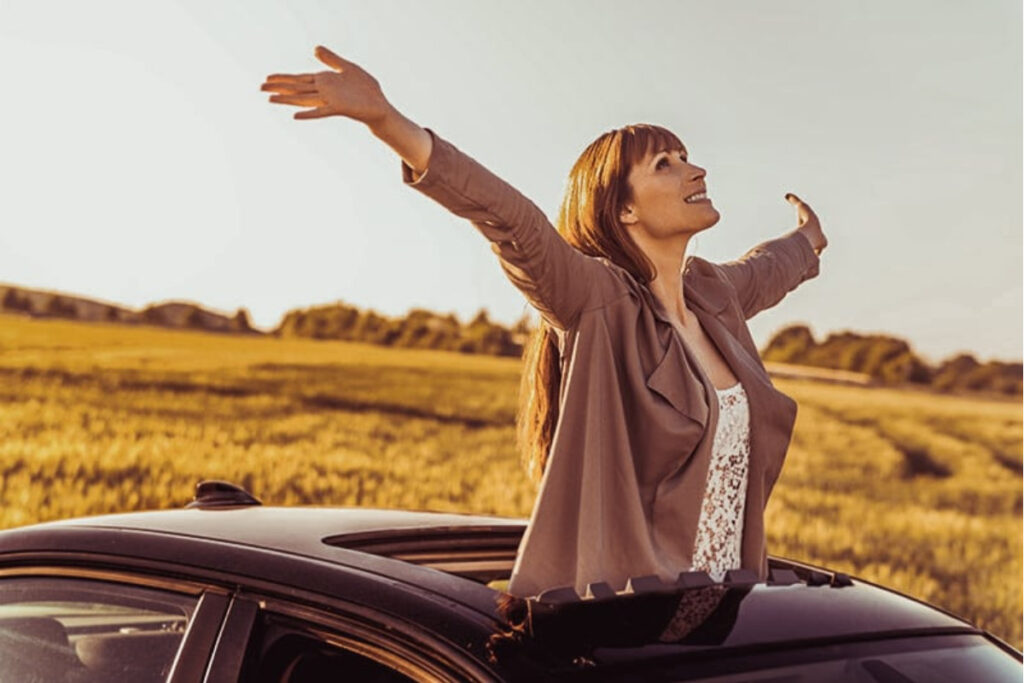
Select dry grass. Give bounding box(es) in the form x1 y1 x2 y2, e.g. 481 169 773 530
0 312 1019 648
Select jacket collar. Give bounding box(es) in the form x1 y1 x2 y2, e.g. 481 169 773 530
641 257 731 324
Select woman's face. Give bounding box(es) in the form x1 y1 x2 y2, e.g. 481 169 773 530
620 143 720 242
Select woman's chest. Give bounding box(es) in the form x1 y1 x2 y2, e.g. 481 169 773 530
667 316 740 392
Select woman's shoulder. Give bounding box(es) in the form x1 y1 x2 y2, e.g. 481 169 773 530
591 256 645 301
684 254 727 280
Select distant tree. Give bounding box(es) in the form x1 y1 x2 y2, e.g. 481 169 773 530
332 305 361 336
948 360 1023 395
291 312 314 337
141 306 166 326
995 363 1024 395
357 314 401 346
2 288 30 312
905 355 934 384
469 309 490 328
931 353 980 392
461 316 520 357
396 316 433 348
184 307 206 329
231 308 253 333
761 324 815 363
273 310 299 337
876 350 917 385
352 311 387 343
44 295 77 319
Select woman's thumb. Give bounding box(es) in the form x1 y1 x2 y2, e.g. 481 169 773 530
315 45 347 70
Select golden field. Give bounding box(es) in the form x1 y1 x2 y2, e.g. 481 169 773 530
0 312 1020 648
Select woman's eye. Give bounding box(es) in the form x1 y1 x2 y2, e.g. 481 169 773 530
656 155 687 169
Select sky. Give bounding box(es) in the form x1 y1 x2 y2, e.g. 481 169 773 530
0 0 1020 365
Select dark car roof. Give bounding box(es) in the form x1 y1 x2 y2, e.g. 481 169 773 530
0 506 521 618
51 505 526 559
0 504 997 674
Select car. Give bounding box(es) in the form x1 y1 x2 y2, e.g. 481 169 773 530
0 480 1019 682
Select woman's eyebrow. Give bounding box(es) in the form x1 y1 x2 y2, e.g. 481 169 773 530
650 150 672 167
651 148 689 167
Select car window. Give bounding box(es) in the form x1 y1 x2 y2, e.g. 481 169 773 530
239 611 418 683
0 576 198 682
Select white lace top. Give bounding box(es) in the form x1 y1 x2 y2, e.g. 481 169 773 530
689 381 751 582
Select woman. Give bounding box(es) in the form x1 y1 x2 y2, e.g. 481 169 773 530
262 46 827 600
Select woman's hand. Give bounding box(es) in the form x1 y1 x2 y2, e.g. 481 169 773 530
261 45 432 175
785 193 827 256
261 45 393 125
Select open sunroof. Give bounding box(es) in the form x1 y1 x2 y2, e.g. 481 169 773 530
322 525 525 583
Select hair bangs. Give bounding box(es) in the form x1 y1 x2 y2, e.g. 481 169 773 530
620 124 685 169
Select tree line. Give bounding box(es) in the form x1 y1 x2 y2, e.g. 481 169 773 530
274 302 528 357
1 286 254 334
763 325 1021 396
3 284 1018 394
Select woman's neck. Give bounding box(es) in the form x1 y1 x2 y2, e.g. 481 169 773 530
639 235 693 325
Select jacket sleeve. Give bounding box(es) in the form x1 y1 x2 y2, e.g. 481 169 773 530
401 128 623 330
712 228 821 320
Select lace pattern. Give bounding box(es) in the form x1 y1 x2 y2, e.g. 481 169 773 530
657 585 730 642
690 382 751 582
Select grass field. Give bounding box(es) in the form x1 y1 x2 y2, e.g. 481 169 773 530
0 312 1020 649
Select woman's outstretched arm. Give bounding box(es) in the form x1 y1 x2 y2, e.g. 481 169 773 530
713 194 827 320
261 46 623 330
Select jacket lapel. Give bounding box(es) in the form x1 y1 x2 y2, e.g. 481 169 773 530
639 260 768 432
637 271 720 430
645 338 709 429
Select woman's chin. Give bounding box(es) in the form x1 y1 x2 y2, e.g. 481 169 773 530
700 206 722 228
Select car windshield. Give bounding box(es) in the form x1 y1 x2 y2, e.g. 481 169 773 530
570 634 1022 682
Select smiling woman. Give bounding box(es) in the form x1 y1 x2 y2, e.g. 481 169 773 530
261 46 827 601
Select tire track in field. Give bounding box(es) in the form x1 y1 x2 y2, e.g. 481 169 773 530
810 404 953 479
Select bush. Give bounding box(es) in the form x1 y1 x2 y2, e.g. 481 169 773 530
44 295 78 319
2 288 31 313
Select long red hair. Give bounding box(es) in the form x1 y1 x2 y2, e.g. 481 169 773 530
516 124 685 486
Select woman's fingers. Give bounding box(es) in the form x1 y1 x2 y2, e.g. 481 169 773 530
265 73 315 83
294 107 333 120
261 81 317 94
785 192 817 218
269 93 326 107
314 45 349 71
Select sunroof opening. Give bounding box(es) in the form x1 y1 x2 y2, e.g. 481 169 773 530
323 525 525 586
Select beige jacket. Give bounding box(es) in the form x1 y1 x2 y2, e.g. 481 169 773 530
402 129 821 599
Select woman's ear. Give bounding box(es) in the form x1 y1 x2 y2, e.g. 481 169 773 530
619 202 638 225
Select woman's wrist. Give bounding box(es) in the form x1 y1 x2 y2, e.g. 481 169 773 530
368 105 432 178
795 225 824 255
365 100 400 133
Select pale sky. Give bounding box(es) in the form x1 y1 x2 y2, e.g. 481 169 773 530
1 0 1020 364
